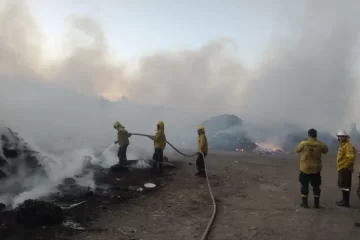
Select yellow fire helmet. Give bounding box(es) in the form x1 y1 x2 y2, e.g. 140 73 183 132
113 121 121 128
198 125 205 131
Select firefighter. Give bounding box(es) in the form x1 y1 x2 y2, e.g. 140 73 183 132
336 130 355 208
295 128 328 208
151 121 166 173
113 121 131 168
196 125 208 177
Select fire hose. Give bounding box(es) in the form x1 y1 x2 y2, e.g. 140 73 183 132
130 133 217 240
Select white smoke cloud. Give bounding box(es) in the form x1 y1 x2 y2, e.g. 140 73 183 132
1 0 360 206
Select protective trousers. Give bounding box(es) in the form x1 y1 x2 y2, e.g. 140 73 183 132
337 169 352 207
196 152 208 172
117 144 129 167
152 148 163 173
299 171 321 197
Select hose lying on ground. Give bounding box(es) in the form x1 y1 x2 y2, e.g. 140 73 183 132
130 133 198 157
130 133 217 240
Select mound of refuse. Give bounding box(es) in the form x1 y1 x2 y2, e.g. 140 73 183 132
201 114 242 135
15 200 64 227
0 124 45 181
201 114 257 151
282 131 339 152
0 124 47 208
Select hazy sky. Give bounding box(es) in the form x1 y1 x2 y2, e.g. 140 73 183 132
1 0 360 133
26 0 291 67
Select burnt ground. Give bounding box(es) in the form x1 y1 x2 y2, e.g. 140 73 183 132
0 162 177 240
2 152 360 240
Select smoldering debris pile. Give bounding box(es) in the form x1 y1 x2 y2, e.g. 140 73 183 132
0 125 45 180
0 125 48 208
202 114 257 151
0 124 102 209
16 200 64 227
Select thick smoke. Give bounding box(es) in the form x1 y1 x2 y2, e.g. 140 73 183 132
244 0 360 130
1 0 360 205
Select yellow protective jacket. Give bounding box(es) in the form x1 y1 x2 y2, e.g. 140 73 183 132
154 121 166 150
295 137 328 174
116 126 130 146
337 140 355 171
198 133 208 154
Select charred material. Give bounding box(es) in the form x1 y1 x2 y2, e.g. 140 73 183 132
209 132 257 151
202 114 243 137
0 202 6 211
16 200 64 227
0 169 6 179
200 114 257 152
0 125 45 181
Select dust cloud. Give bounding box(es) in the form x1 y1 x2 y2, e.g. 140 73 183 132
0 0 360 205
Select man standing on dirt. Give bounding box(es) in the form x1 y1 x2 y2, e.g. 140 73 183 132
196 125 208 177
336 130 355 208
295 128 328 208
150 121 166 174
113 121 131 169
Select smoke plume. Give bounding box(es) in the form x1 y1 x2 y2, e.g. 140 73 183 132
0 0 360 205
243 0 360 130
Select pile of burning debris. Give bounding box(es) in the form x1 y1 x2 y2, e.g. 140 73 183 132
0 124 175 240
252 142 284 155
0 125 45 181
201 114 257 152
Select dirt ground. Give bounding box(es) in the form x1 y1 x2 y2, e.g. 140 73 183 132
68 152 360 240
4 152 360 240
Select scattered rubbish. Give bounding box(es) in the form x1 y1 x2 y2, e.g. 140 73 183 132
116 178 121 181
0 203 6 211
137 188 144 192
63 178 76 185
144 183 156 188
128 186 139 191
151 210 167 217
0 169 6 179
61 201 87 210
110 164 129 172
189 162 193 165
63 221 86 230
16 200 64 227
63 220 108 232
118 227 136 235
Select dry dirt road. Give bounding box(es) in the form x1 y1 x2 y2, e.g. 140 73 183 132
73 152 360 240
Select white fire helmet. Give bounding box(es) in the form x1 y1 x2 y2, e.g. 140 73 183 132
336 130 349 137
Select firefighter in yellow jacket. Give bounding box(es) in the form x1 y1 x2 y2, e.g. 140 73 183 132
336 130 355 208
295 128 328 208
113 121 131 168
151 121 166 173
196 125 208 177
